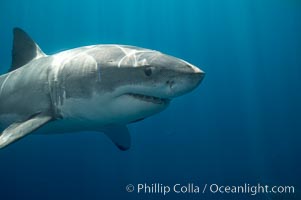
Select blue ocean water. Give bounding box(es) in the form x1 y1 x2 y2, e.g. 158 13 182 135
0 0 300 199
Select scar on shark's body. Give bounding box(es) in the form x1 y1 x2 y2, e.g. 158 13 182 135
0 28 205 150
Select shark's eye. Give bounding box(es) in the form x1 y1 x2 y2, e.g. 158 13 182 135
144 67 152 76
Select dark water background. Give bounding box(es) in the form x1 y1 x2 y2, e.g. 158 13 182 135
0 0 300 199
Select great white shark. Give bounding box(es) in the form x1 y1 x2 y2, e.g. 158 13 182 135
0 28 205 150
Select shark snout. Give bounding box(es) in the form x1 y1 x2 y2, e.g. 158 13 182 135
165 67 205 98
190 70 205 87
192 64 205 83
188 63 204 74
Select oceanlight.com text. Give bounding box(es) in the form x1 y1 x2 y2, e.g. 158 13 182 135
125 182 295 196
208 183 295 196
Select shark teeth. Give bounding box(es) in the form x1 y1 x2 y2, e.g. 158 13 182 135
127 93 170 104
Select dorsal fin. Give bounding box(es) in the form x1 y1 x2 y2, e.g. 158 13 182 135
9 28 46 72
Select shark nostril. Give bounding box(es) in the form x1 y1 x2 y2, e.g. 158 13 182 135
166 80 175 89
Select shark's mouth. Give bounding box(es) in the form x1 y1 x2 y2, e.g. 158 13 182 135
127 93 170 104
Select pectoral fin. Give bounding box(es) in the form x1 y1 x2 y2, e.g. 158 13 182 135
0 113 52 149
102 125 131 151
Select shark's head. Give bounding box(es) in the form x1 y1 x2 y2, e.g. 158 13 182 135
55 45 205 124
89 45 204 123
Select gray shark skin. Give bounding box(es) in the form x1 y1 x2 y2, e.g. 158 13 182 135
0 28 205 150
